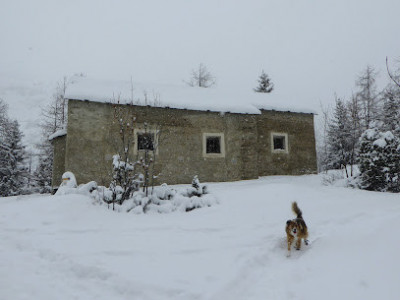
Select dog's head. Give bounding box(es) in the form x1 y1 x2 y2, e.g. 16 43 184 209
286 220 298 236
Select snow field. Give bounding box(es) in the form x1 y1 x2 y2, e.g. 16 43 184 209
1 174 400 300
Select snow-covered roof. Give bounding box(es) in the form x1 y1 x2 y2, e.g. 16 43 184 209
48 129 67 141
65 78 316 115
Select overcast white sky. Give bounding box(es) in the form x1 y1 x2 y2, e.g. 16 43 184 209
1 0 399 146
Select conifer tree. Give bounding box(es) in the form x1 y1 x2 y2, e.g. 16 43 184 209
32 140 53 193
254 70 274 93
381 84 400 132
358 124 400 192
326 98 353 176
0 119 28 196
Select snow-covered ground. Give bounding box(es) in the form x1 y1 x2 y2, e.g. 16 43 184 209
1 174 400 300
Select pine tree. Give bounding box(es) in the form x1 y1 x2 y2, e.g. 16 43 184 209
32 140 53 193
381 83 400 132
254 70 274 93
358 126 384 191
0 119 28 196
358 123 400 192
326 98 353 175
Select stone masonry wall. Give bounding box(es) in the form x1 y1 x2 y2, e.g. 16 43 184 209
51 135 66 189
63 100 260 186
256 110 317 176
52 100 317 187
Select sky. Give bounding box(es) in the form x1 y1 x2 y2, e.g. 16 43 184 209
0 0 399 147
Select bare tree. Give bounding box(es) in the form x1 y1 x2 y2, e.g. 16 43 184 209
386 56 400 88
108 96 163 207
355 65 380 129
316 101 332 172
186 63 216 88
39 75 83 135
35 74 84 193
346 94 363 176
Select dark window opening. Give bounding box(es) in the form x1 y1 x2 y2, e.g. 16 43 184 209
206 136 221 154
138 133 154 151
273 136 286 150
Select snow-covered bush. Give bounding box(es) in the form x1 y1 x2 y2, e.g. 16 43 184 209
321 166 360 187
110 154 141 205
182 175 209 198
53 171 218 213
357 126 400 192
96 179 217 214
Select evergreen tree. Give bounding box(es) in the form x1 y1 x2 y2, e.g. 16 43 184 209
326 98 353 176
381 83 400 132
254 70 274 93
358 124 400 192
0 119 28 196
32 140 53 193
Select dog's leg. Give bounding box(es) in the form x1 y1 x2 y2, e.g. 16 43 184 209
304 239 309 246
287 236 293 257
295 238 301 250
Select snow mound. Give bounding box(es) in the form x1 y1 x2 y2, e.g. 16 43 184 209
95 183 218 214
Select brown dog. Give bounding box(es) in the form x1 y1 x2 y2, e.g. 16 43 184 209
286 202 309 256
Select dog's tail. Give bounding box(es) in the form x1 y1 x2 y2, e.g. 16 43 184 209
292 202 303 219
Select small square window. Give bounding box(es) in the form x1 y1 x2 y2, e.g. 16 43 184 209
137 133 154 151
203 133 225 158
273 136 285 150
206 137 221 154
271 133 288 153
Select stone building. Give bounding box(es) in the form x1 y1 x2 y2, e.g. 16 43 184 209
50 79 317 188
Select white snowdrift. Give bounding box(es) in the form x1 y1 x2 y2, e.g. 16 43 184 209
1 174 400 300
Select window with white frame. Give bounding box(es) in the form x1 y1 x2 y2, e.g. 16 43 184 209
271 132 288 153
137 132 154 151
203 133 225 158
134 129 158 154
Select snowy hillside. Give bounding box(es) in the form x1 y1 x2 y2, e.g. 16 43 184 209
1 174 400 300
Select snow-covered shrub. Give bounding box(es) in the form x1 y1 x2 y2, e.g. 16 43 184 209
52 170 218 214
110 154 141 204
182 175 209 198
321 166 360 187
321 170 345 186
155 183 177 200
93 178 217 214
172 192 216 212
357 126 400 192
90 185 113 204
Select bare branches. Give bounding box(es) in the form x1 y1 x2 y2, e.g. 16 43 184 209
186 63 216 88
386 56 400 88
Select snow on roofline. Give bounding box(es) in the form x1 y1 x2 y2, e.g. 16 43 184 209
49 129 67 141
65 78 317 115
